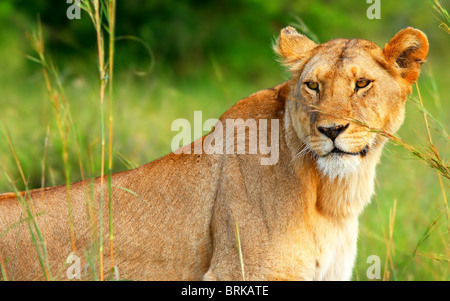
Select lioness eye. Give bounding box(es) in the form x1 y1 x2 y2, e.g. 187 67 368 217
355 80 370 89
306 82 319 91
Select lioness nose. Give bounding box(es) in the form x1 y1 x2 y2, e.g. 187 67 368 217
317 123 349 141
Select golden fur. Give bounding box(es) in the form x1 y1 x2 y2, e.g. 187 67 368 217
0 27 428 280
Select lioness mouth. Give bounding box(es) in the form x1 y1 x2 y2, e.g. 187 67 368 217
330 145 369 157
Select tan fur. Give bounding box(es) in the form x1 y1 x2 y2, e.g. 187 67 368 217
0 27 428 280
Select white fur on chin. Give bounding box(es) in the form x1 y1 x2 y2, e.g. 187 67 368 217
317 153 361 180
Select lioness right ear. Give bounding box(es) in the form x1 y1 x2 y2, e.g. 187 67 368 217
273 26 317 68
383 27 429 84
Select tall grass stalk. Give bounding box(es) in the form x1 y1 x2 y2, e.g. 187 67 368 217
415 83 449 235
81 0 117 280
41 126 51 190
27 18 84 254
1 124 52 280
83 0 105 281
382 199 397 281
107 0 117 274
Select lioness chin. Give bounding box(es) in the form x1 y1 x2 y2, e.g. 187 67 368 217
0 27 428 281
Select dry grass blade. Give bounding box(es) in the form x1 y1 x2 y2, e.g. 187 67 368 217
1 163 52 280
412 214 442 257
232 212 246 281
0 253 8 281
27 17 88 255
426 0 450 34
408 95 450 140
416 252 450 263
1 122 28 187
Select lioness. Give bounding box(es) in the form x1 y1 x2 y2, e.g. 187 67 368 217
0 27 428 280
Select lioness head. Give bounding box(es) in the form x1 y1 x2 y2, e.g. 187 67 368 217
275 27 428 179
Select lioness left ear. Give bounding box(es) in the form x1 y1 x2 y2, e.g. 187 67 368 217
273 26 317 68
383 27 429 84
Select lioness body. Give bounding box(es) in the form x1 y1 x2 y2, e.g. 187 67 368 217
0 27 428 280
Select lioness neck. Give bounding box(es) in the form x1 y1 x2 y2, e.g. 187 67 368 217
314 150 381 219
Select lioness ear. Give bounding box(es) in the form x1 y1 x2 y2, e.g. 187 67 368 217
383 27 429 84
273 26 317 68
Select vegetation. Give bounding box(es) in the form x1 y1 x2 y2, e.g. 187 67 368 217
0 0 448 280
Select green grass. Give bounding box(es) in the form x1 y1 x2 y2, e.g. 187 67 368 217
0 0 449 281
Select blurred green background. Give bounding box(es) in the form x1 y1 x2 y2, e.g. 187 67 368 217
0 0 448 280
